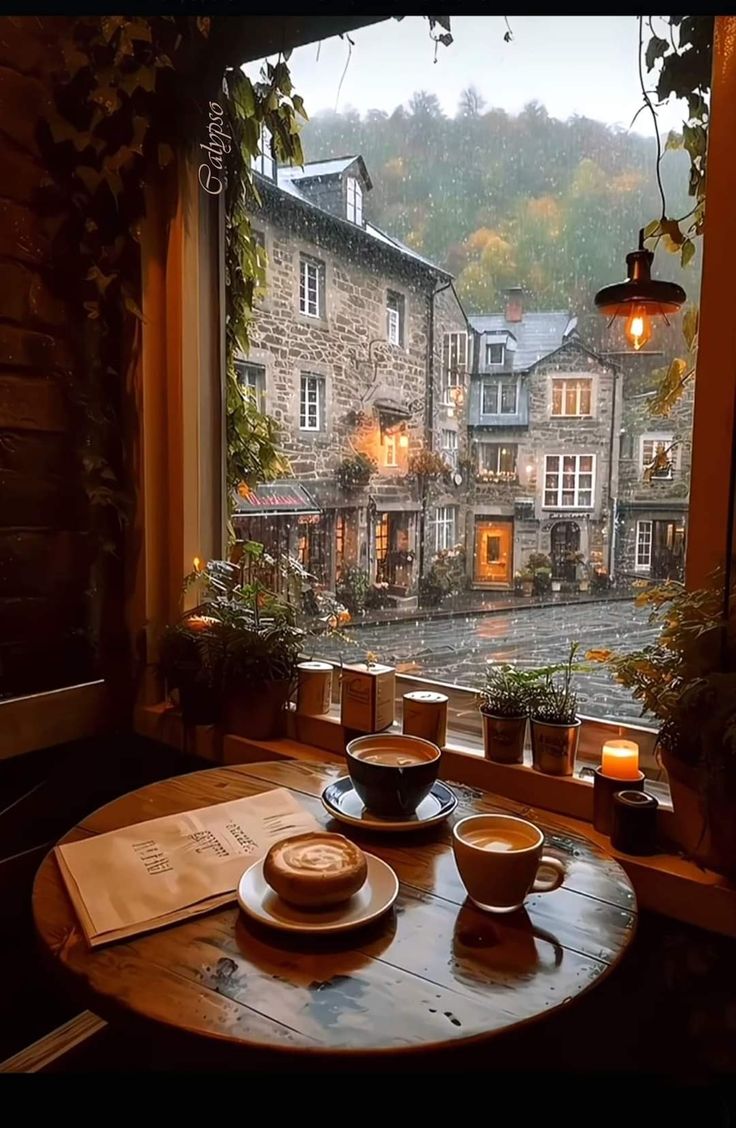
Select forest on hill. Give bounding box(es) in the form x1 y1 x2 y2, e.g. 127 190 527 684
300 89 697 344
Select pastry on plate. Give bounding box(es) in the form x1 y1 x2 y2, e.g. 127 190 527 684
263 831 368 908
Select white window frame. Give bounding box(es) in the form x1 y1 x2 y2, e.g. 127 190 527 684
441 429 458 469
477 442 518 478
551 377 593 417
235 359 266 411
486 341 505 367
640 433 677 479
299 373 323 431
543 453 595 509
481 379 518 415
434 505 457 552
636 519 653 571
384 432 397 467
252 124 275 180
346 176 363 224
443 331 467 405
386 291 403 346
299 256 323 319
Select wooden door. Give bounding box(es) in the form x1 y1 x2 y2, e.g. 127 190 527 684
474 520 512 585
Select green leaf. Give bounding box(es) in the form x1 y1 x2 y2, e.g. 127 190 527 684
683 306 699 350
680 239 696 268
665 130 683 151
645 34 669 71
643 219 660 239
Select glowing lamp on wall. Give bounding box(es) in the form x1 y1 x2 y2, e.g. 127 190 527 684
398 432 409 449
594 229 685 351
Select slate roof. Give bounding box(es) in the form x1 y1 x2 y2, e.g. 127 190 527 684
265 162 449 277
469 311 578 372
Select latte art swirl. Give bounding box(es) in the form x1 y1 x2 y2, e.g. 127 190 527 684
263 831 368 908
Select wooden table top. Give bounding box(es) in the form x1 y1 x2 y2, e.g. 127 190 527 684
33 757 637 1060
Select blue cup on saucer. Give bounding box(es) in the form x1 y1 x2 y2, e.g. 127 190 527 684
346 733 441 818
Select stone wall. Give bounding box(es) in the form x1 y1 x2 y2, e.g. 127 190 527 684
0 18 93 698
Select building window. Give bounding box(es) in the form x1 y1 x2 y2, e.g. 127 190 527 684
441 429 458 469
544 454 595 508
482 379 518 415
252 124 275 179
386 291 404 346
384 432 397 467
299 255 324 318
636 520 653 571
299 373 324 431
443 331 467 399
477 442 518 480
434 505 457 552
235 360 266 411
641 434 676 479
486 341 505 366
346 176 363 224
551 378 592 417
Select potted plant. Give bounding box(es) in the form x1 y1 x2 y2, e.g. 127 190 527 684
528 642 582 776
335 452 376 492
588 579 736 877
159 616 219 725
478 663 539 764
520 567 534 597
551 576 562 594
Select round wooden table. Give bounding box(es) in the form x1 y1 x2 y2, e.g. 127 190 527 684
34 756 637 1065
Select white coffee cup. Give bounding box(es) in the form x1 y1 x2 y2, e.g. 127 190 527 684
452 814 565 913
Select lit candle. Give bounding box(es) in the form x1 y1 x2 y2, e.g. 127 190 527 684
601 739 640 780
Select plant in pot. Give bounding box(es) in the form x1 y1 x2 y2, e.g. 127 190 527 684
528 642 582 776
520 567 534 597
478 663 539 764
159 615 220 725
587 579 736 877
335 452 376 493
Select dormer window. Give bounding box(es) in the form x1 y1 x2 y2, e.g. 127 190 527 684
346 176 363 224
486 342 505 367
252 124 275 180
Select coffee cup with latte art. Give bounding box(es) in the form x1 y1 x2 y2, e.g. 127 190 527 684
346 733 441 817
452 813 565 913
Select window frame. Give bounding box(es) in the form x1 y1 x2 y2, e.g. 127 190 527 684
640 432 677 479
551 376 593 418
299 254 324 319
235 358 266 412
434 505 457 552
299 372 324 432
252 124 275 180
477 441 518 478
481 378 518 416
486 341 505 367
543 453 595 509
635 519 653 571
441 428 458 469
386 290 404 347
384 432 398 467
346 175 363 224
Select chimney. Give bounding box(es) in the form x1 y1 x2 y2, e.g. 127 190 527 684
505 286 524 323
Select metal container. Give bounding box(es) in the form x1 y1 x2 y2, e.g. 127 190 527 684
530 718 581 776
402 690 448 747
296 661 333 717
481 712 527 764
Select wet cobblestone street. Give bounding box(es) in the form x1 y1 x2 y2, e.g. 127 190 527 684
313 599 659 723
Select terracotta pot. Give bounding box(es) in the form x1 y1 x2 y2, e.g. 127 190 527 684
222 679 291 740
530 718 580 776
481 711 527 764
661 747 730 873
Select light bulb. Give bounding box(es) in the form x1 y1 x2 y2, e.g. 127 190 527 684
193 556 202 572
624 304 652 351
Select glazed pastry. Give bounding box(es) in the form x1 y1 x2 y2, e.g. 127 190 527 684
263 831 367 908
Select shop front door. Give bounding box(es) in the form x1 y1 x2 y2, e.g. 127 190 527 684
474 520 513 585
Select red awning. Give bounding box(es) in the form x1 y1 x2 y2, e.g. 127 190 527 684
232 480 320 519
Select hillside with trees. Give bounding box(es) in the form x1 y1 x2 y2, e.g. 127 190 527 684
300 89 696 343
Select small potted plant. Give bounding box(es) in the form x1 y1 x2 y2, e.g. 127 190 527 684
335 452 376 492
520 567 534 597
528 642 582 776
211 614 303 740
159 615 219 725
478 664 538 764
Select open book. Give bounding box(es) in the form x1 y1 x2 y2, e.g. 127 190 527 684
56 787 319 947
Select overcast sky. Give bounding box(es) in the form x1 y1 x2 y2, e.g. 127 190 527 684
263 15 684 137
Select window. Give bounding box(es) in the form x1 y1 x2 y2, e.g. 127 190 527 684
442 331 467 404
299 255 324 318
544 454 595 508
551 378 592 417
299 373 324 431
636 520 653 571
482 379 518 415
641 434 676 479
486 341 505 366
384 432 397 467
477 442 518 479
252 124 275 179
441 429 458 469
386 291 404 346
346 176 363 224
434 505 457 552
235 360 266 411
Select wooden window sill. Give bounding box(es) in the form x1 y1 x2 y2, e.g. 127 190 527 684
135 701 736 940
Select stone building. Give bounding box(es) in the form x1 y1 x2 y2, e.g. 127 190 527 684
612 351 692 581
233 152 468 600
465 291 620 588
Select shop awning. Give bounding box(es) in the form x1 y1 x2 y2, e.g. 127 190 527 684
373 498 421 513
232 480 321 518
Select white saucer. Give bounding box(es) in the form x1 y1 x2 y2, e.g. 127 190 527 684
237 852 399 935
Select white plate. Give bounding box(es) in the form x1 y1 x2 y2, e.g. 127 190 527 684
322 777 457 833
237 852 399 935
